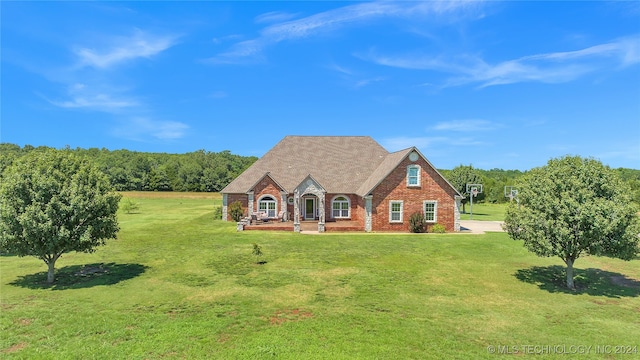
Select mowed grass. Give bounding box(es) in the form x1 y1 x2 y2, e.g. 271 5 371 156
460 202 507 221
1 193 639 359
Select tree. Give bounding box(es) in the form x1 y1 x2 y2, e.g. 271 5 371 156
120 197 140 214
503 156 640 289
446 165 484 213
252 243 264 264
0 149 121 283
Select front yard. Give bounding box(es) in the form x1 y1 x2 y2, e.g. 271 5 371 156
1 194 638 358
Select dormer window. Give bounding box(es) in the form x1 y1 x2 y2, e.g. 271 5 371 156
407 165 420 187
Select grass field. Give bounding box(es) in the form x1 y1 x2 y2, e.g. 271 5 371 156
1 193 639 359
459 202 507 221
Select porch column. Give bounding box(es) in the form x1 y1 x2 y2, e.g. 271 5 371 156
364 195 373 232
248 191 255 216
222 193 228 221
318 192 326 232
293 189 301 232
454 195 462 232
280 191 288 221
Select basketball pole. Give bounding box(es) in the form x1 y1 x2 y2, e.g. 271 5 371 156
470 190 474 220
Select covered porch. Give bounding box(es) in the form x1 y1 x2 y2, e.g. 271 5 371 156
244 219 362 232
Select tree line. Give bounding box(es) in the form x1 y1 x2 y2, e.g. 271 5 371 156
1 143 638 203
441 165 640 205
0 143 257 192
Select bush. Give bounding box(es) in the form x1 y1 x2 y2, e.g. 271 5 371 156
431 223 446 233
229 201 244 222
212 205 222 220
120 197 140 214
409 212 426 233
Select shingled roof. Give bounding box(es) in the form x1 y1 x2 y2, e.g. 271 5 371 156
221 136 457 197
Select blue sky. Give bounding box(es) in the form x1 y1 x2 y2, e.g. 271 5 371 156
2 1 639 170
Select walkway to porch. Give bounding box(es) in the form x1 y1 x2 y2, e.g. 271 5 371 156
244 220 362 232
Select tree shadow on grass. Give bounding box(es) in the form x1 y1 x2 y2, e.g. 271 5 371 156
9 263 148 290
514 265 640 298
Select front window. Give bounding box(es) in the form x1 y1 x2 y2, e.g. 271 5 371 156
258 196 277 218
407 165 420 187
332 196 350 218
423 200 437 222
389 200 403 223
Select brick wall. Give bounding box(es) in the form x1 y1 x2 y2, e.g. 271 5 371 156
370 156 457 232
253 177 283 205
225 193 248 221
323 194 364 224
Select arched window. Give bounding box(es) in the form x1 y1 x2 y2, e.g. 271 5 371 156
258 196 277 218
332 196 350 218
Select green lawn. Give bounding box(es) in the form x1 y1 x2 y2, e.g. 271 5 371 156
1 193 638 359
460 202 507 221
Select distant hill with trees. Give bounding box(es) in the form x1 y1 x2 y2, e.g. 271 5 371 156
1 143 638 204
0 144 257 192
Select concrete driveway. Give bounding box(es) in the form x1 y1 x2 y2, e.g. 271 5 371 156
460 220 504 234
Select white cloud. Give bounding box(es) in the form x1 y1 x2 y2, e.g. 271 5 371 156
366 35 640 88
354 76 386 88
382 133 489 152
255 11 299 24
433 119 499 132
152 121 189 140
380 136 449 152
113 117 189 141
326 63 354 76
521 36 640 66
209 1 481 63
49 94 137 110
46 83 138 112
74 29 178 69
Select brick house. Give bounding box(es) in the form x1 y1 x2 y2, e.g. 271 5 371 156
221 136 462 232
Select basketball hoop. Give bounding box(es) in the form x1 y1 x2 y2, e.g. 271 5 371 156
466 183 483 220
466 183 483 195
504 186 520 207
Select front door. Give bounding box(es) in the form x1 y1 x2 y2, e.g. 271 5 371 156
305 198 315 220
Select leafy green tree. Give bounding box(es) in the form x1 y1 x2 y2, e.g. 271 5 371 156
252 243 264 264
446 165 484 213
148 166 172 191
0 143 23 176
504 156 640 289
0 149 121 283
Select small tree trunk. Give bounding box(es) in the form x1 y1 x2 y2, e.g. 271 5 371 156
47 261 56 284
565 258 575 290
44 254 61 284
462 202 466 214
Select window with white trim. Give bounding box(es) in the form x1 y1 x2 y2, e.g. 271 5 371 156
389 200 404 223
423 200 437 223
332 196 350 218
258 196 277 218
407 165 420 187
